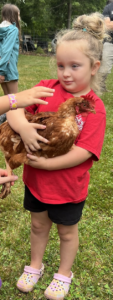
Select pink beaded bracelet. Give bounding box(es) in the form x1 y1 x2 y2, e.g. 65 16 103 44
8 94 17 110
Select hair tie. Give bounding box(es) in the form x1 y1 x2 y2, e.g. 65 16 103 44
82 28 87 32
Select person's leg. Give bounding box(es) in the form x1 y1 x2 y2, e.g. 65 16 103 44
1 82 9 95
17 210 52 292
99 42 113 74
1 81 18 95
30 211 52 269
5 80 18 94
44 200 84 300
44 224 78 300
58 223 79 277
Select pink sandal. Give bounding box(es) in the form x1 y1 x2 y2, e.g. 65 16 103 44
44 272 73 300
16 264 44 292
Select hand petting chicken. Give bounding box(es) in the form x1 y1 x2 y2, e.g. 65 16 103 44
0 96 95 198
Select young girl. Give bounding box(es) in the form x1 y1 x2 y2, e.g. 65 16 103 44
0 3 20 94
7 13 106 300
0 85 54 288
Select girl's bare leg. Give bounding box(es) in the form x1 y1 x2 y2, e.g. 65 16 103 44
57 223 79 277
30 211 52 269
1 80 18 95
1 82 9 95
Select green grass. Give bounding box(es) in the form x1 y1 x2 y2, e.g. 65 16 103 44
0 54 113 300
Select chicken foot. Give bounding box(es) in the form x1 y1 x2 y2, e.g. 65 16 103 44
0 159 12 199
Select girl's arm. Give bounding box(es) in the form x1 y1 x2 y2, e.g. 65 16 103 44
6 86 54 153
0 168 18 185
7 109 49 153
1 86 54 114
27 145 92 170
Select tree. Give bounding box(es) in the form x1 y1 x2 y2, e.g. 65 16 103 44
45 0 107 32
0 0 108 35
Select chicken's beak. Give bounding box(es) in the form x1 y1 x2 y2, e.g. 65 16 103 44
90 108 96 114
87 107 95 114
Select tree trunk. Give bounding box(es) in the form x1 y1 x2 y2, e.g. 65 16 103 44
67 0 72 28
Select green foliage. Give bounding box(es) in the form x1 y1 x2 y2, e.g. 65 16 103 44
0 0 107 35
36 46 45 54
0 54 113 299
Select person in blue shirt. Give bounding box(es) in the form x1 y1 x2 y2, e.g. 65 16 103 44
0 3 20 95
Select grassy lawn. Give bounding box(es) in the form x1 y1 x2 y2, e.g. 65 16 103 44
0 54 113 300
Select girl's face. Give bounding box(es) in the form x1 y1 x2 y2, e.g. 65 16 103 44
56 40 99 96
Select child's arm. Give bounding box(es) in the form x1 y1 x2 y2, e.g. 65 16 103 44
7 109 49 153
26 98 106 170
6 86 54 153
27 145 92 170
0 168 18 185
1 86 54 115
16 86 54 108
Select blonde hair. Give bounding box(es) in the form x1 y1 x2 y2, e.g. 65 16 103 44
55 13 108 94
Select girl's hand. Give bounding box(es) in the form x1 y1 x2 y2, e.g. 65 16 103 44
0 169 18 185
27 154 48 169
19 122 49 153
16 86 55 108
0 75 5 83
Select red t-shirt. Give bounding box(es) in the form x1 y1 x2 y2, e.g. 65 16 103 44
23 79 106 204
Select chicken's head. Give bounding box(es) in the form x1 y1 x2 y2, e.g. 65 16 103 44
75 98 95 115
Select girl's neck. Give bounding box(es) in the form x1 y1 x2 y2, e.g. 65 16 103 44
71 87 91 97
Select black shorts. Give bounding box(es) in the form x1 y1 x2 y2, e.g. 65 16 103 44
24 185 85 226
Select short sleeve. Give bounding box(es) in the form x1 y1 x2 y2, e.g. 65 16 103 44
76 111 106 160
34 80 46 87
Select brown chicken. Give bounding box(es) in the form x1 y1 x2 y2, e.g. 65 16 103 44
0 97 95 198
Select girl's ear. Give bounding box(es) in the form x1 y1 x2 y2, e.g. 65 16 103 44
91 61 100 75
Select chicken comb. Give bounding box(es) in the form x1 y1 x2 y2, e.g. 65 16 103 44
82 94 96 109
